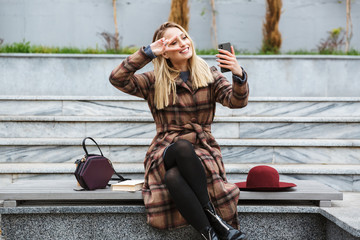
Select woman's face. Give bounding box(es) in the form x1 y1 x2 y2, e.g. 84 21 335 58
162 27 193 67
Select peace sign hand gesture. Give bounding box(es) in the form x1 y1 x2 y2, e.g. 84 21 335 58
150 35 182 57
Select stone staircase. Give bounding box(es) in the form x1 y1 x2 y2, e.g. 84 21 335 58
1 95 359 192
2 54 360 239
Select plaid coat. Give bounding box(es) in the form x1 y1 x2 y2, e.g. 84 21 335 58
109 48 249 230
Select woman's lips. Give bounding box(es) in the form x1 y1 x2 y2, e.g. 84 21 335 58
180 47 190 54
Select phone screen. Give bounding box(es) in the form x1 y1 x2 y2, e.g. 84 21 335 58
218 42 232 73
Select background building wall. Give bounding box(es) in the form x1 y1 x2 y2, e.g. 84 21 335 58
0 0 359 52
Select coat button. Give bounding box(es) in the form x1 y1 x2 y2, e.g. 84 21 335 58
191 118 197 123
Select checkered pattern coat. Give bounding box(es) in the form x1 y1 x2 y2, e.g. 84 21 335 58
109 48 249 230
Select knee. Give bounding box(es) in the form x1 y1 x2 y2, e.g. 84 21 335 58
172 139 193 154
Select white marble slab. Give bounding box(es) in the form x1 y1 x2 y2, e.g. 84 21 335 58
353 176 360 192
225 174 248 182
0 174 12 186
2 143 358 165
239 122 360 139
211 123 240 138
278 174 355 192
0 122 86 138
1 138 359 147
108 146 149 163
222 146 360 164
217 139 360 147
0 145 150 163
2 116 359 139
62 100 150 116
0 100 63 115
274 147 360 164
0 146 86 163
85 122 155 138
220 147 274 164
225 163 360 175
1 97 360 117
0 122 239 139
218 101 360 117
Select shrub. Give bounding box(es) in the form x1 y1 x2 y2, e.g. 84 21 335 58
318 28 345 54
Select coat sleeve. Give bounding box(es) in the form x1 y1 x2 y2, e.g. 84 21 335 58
211 66 249 108
109 47 154 100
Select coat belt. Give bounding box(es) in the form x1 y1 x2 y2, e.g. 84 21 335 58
156 123 211 134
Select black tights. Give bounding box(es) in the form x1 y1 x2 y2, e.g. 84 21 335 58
163 139 211 231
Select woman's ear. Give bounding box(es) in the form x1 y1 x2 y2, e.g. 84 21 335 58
162 52 169 59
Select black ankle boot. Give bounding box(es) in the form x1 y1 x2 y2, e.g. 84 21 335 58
200 226 219 240
203 202 248 240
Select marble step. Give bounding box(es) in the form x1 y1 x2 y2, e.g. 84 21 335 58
1 138 359 165
1 96 360 117
1 115 360 139
0 163 359 192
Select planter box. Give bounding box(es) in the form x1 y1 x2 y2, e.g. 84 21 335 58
1 54 359 97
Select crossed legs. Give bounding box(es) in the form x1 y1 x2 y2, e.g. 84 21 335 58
163 139 211 231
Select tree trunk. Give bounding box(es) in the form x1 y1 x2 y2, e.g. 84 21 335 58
262 0 282 53
113 0 120 50
210 0 218 49
345 0 353 52
168 0 189 31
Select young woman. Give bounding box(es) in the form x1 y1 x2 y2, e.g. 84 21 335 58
109 22 249 240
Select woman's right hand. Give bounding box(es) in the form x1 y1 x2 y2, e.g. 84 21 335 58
150 35 182 56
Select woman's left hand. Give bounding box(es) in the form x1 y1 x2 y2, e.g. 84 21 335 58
216 46 243 78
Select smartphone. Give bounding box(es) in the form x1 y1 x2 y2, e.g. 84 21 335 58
218 42 232 73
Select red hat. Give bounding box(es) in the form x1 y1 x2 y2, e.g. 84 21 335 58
235 165 296 191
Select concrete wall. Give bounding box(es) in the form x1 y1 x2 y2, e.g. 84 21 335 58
1 53 359 97
0 0 359 52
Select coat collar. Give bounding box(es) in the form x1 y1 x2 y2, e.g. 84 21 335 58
175 74 193 93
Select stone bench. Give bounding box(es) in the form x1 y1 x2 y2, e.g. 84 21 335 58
1 180 359 240
0 180 342 208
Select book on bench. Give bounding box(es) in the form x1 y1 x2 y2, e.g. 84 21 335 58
111 179 144 192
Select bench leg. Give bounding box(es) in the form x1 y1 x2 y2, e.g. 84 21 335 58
319 200 331 207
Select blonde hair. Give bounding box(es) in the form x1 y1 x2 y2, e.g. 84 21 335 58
152 22 214 110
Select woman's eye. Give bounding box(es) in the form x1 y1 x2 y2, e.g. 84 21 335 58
183 36 187 40
170 41 177 45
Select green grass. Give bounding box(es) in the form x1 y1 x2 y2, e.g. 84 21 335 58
0 40 138 54
285 49 360 55
196 49 219 55
0 40 359 55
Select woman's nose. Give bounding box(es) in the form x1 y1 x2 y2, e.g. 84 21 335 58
178 36 185 46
